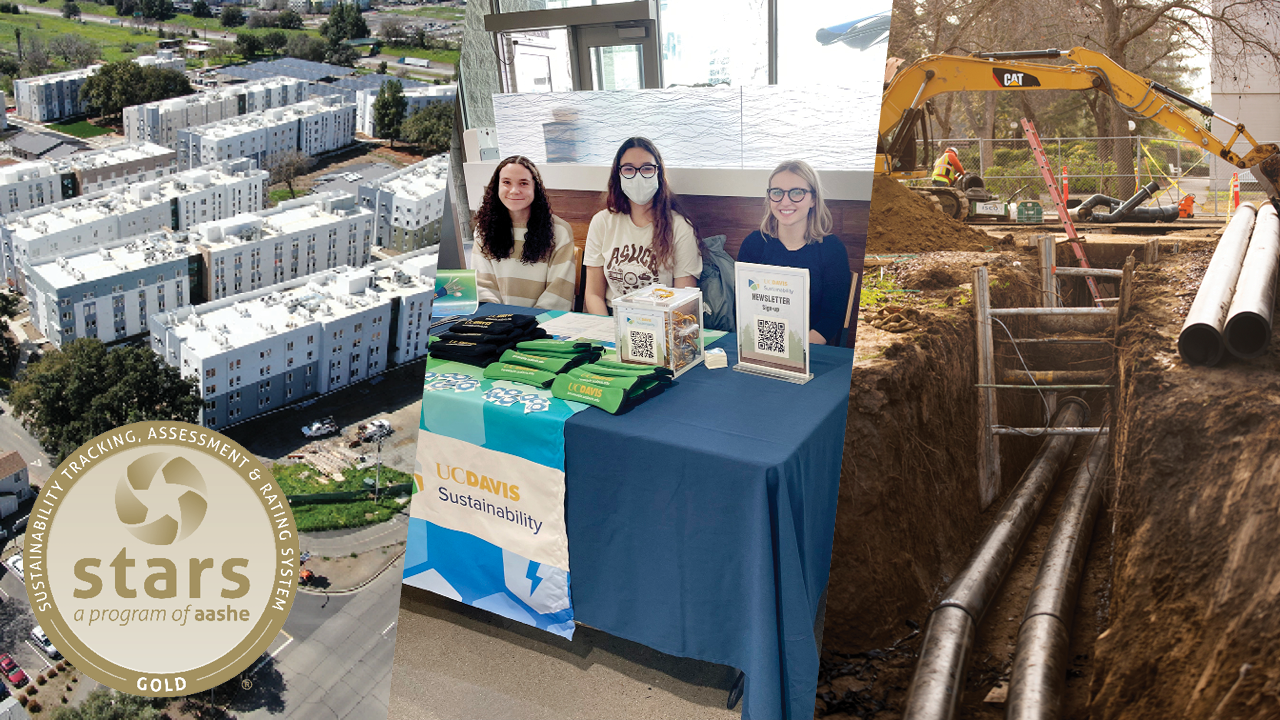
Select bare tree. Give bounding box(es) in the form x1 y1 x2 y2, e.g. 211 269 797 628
378 15 411 45
265 150 316 200
48 34 102 68
21 36 52 77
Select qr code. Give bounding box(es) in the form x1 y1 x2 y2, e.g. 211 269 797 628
755 316 789 356
628 328 657 362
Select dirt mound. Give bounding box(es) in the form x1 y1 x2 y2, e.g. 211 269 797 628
1089 257 1280 719
867 176 1003 254
889 251 1030 291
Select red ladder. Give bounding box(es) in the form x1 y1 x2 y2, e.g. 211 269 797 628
1021 118 1104 307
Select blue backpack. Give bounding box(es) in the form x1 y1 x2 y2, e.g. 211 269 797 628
698 235 736 332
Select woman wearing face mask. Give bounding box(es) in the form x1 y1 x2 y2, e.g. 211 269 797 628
737 160 851 345
471 155 577 311
583 137 702 315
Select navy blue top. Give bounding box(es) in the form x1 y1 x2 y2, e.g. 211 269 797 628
736 231 853 344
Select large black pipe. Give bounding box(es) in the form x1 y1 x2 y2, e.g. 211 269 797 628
1178 203 1258 365
903 398 1089 720
1006 432 1111 720
1072 183 1178 223
1224 202 1280 358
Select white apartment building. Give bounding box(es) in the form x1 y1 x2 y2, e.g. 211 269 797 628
191 192 375 300
25 231 198 347
14 66 101 122
0 142 178 214
1 158 267 289
133 49 187 73
357 154 449 251
0 162 61 214
176 97 356 169
149 249 436 428
124 77 313 149
354 84 457 137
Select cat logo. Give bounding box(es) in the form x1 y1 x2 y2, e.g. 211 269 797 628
993 69 1042 87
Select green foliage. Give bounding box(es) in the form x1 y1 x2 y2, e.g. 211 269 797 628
401 101 451 155
290 497 404 532
372 78 405 141
376 59 386 74
234 31 261 57
79 60 193 118
319 0 366 42
261 28 286 53
10 339 200 464
190 0 208 17
858 274 908 306
49 119 112 138
219 4 243 26
46 687 166 719
0 54 15 76
276 7 302 28
137 0 171 20
274 463 367 494
323 38 357 67
60 1 78 18
284 31 325 61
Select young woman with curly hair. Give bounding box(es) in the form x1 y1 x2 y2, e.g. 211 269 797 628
471 156 576 310
583 137 702 315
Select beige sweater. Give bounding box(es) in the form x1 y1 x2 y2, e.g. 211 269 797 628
472 216 577 311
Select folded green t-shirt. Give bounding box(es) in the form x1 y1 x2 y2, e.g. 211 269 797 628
516 340 601 354
551 374 629 414
499 349 590 374
482 363 558 389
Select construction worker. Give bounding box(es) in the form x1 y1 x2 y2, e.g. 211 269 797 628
932 146 965 187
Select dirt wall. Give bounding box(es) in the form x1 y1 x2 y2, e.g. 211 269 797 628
1089 258 1280 719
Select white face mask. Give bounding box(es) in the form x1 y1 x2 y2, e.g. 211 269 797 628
620 174 659 205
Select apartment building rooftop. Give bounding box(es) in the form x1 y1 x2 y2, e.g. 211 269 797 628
184 97 350 141
192 192 372 251
19 66 101 86
54 142 173 173
158 249 436 357
30 231 195 289
370 154 449 201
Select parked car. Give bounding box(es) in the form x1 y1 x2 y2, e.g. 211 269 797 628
30 626 59 659
0 654 27 688
4 553 22 581
359 419 392 442
301 417 339 438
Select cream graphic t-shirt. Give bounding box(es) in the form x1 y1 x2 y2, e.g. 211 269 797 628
584 210 702 306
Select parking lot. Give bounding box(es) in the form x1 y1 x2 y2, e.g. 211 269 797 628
0 553 61 692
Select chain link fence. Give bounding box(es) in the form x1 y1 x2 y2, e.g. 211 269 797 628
913 137 1270 217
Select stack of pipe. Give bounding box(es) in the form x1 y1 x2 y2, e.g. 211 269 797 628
1177 201 1280 365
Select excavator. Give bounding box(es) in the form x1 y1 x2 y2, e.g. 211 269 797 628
878 47 1280 220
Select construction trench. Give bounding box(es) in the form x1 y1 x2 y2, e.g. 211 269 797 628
816 177 1280 720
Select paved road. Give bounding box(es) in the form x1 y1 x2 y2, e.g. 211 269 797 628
238 555 403 720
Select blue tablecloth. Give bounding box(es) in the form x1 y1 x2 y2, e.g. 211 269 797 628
443 305 853 720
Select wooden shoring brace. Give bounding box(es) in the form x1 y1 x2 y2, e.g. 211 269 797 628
974 265 1000 508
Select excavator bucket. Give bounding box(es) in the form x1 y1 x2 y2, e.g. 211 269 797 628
1243 143 1280 198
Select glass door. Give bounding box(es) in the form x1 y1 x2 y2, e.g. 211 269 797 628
574 23 660 90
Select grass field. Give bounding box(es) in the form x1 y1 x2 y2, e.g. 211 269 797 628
48 118 113 137
385 45 457 67
378 6 464 21
0 13 164 62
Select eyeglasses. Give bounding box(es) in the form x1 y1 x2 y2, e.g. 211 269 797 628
620 164 660 179
768 187 813 203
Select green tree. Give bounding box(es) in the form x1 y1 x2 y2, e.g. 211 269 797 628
372 78 406 146
220 5 244 27
376 59 387 74
0 54 19 77
276 7 302 28
47 688 167 720
191 0 210 17
320 1 367 42
10 340 200 464
61 1 80 18
138 0 171 19
235 32 263 57
401 101 452 155
262 29 287 54
284 32 326 61
80 61 192 119
324 38 358 67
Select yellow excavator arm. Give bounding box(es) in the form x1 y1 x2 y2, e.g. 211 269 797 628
879 47 1280 196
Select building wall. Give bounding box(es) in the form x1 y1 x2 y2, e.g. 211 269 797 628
0 163 61 214
72 148 180 195
13 67 99 123
177 100 353 169
355 87 456 137
1209 0 1280 189
125 78 311 149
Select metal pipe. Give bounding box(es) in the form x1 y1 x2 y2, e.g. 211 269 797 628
1000 370 1110 384
1007 432 1111 720
1178 203 1258 365
991 307 1116 316
903 398 1088 720
1054 267 1124 278
1224 202 1280 359
1071 194 1121 222
992 427 1108 436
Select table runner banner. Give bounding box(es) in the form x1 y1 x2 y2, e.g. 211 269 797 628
407 340 587 639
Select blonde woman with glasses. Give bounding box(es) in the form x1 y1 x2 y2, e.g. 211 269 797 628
737 160 852 345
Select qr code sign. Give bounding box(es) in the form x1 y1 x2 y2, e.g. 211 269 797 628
628 328 658 363
755 316 789 357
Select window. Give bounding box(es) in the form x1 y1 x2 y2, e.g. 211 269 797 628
205 368 216 378
205 384 216 394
